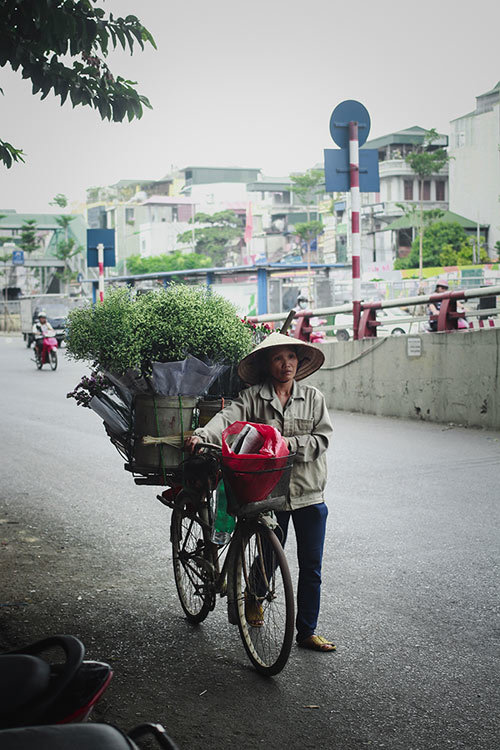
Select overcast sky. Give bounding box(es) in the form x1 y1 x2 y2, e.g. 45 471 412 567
1 0 499 213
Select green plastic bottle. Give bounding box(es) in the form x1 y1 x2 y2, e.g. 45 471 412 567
212 481 236 544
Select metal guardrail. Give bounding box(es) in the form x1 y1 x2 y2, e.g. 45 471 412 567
249 285 500 339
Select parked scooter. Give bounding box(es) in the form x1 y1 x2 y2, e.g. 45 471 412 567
0 635 179 749
34 334 58 371
0 635 112 729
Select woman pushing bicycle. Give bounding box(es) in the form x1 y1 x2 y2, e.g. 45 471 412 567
185 332 335 653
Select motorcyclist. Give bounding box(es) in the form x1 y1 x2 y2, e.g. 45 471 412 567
32 311 55 359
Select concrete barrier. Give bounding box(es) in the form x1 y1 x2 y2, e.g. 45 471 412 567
308 328 500 430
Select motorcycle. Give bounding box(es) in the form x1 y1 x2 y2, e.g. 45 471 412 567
34 335 58 371
0 635 179 749
0 635 112 729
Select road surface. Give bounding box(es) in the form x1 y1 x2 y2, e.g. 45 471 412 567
0 335 498 749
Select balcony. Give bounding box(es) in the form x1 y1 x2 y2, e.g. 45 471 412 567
378 159 449 179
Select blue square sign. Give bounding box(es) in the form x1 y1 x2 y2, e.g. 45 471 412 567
12 250 24 265
324 148 380 193
87 228 116 267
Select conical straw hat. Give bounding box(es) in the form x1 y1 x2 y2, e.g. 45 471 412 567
237 332 325 385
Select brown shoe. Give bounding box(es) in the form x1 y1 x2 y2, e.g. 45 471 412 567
244 594 264 627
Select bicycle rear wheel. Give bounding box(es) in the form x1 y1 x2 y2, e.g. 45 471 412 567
233 523 294 676
171 507 214 623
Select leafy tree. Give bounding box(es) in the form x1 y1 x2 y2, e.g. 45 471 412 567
127 252 212 275
290 169 324 297
290 169 324 211
18 218 40 290
441 240 489 266
54 237 82 280
52 214 82 286
19 219 40 255
404 129 450 279
394 221 475 269
294 220 324 254
50 193 68 208
0 0 156 168
177 211 243 267
0 212 12 246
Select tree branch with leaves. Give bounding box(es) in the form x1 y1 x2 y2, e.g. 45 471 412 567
0 0 156 168
404 129 450 280
290 169 324 298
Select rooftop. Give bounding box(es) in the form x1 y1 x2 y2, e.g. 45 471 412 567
0 211 85 229
381 210 489 232
366 126 448 150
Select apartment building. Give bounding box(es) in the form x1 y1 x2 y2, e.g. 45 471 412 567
449 81 500 255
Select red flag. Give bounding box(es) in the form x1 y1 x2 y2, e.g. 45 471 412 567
244 202 253 245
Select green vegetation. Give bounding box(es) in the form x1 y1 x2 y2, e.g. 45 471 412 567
55 223 82 282
404 129 450 278
126 252 212 275
19 219 40 255
65 285 253 374
394 222 488 269
177 210 243 267
0 0 155 167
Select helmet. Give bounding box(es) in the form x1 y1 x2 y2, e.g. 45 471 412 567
38 311 47 318
435 278 449 290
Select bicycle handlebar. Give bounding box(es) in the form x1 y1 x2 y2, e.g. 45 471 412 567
194 441 222 453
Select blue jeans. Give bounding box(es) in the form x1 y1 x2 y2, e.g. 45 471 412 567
276 502 328 642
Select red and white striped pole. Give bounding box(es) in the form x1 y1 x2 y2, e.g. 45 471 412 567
97 242 104 303
349 121 361 339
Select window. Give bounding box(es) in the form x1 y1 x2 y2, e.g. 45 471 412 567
404 179 413 200
419 181 431 200
125 208 135 223
435 181 445 201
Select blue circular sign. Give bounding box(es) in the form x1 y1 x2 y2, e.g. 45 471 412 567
329 100 371 148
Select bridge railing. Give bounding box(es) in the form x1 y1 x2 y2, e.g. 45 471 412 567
248 284 500 340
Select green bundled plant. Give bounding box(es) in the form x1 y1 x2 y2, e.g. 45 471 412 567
65 287 141 373
65 285 253 375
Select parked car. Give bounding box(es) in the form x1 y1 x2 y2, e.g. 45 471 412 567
333 307 424 341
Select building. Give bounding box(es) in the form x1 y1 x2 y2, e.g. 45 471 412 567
449 81 500 256
0 210 86 295
344 126 450 270
137 196 196 257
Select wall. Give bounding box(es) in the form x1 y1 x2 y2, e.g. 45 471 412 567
308 329 500 430
449 104 500 253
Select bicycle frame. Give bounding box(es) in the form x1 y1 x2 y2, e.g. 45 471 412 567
171 485 265 625
162 472 278 628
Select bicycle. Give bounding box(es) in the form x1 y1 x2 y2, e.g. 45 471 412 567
157 444 295 676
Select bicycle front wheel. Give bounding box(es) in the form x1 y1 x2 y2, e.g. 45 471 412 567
171 507 214 623
49 350 58 370
233 523 294 676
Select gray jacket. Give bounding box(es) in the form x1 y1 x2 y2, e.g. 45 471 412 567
193 380 332 510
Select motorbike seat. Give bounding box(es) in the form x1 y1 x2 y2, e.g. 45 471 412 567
0 655 50 715
0 724 137 750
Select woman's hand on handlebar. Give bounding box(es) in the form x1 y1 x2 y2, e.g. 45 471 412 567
184 435 202 454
